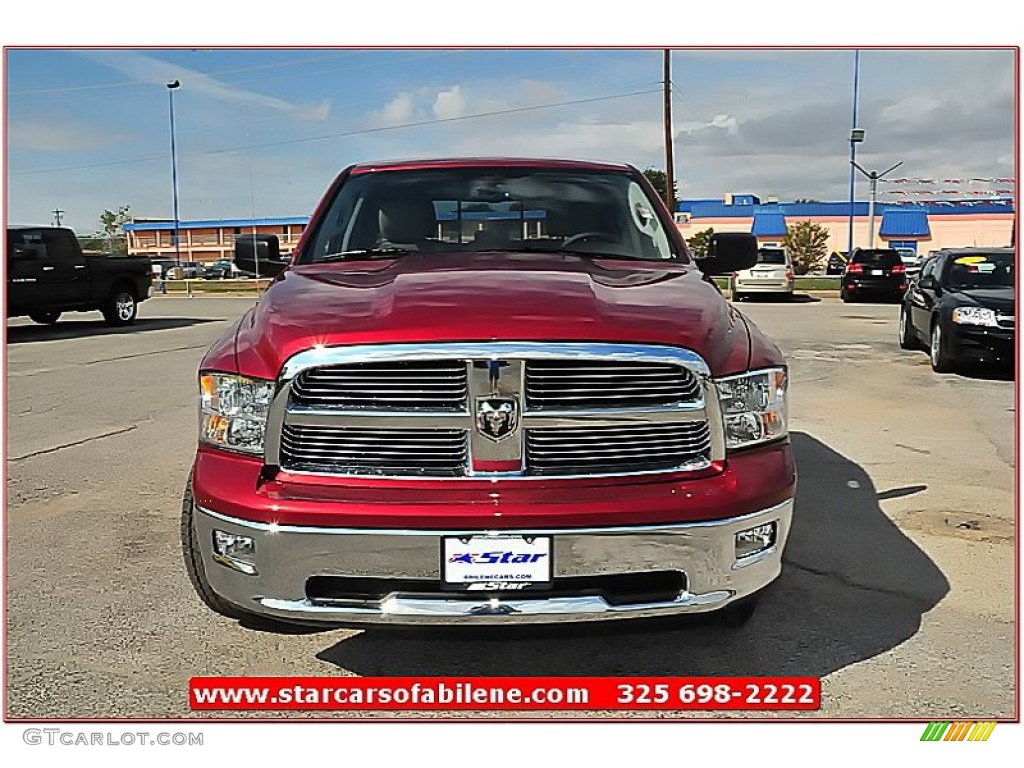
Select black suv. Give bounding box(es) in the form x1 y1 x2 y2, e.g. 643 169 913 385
841 247 908 302
899 248 1014 372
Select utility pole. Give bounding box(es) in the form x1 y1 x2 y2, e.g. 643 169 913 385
847 50 862 254
52 208 65 226
663 49 675 212
852 160 903 248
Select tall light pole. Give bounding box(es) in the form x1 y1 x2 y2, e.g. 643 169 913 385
852 160 903 248
166 80 182 267
846 50 862 254
663 49 675 212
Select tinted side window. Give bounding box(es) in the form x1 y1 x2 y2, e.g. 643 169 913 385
40 230 79 261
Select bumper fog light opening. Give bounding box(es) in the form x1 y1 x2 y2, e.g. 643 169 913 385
213 530 258 575
735 522 777 563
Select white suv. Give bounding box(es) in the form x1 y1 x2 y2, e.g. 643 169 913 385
731 247 794 301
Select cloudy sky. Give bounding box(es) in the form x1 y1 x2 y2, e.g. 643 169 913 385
5 47 1016 232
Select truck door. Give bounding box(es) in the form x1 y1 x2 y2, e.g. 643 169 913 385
40 228 89 307
6 231 48 313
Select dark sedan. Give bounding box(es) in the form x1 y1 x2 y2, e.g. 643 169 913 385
841 247 908 302
899 248 1014 372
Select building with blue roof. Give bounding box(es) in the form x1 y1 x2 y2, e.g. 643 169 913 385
676 194 1014 254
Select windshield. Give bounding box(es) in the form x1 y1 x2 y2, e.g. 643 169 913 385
756 249 787 265
302 167 678 263
945 252 1014 289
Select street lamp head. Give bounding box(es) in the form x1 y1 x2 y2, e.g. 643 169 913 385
167 80 181 90
850 128 865 143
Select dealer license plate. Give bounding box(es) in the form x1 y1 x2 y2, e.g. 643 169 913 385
441 534 552 590
871 269 884 275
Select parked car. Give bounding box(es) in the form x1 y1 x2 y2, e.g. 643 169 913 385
202 259 239 279
166 262 201 279
840 247 908 303
825 250 848 275
730 247 794 301
150 258 176 279
181 157 796 630
899 247 1014 372
896 247 922 278
6 226 152 325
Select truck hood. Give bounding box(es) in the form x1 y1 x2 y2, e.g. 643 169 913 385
229 252 755 379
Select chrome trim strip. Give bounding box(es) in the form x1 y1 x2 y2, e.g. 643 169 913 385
279 342 712 381
197 499 791 537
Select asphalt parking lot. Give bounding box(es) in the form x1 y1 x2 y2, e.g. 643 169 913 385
4 294 1015 719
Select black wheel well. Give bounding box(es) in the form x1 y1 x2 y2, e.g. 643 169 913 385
110 279 136 299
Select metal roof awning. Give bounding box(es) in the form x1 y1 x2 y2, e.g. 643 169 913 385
751 206 787 237
879 207 930 238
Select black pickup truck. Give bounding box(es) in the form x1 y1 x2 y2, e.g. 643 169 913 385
6 226 152 326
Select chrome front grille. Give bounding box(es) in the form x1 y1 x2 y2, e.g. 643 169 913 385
525 360 701 409
291 361 467 410
526 422 712 475
268 342 723 479
280 425 468 476
996 314 1015 329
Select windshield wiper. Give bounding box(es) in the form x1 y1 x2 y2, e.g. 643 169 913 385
557 248 671 262
315 247 415 263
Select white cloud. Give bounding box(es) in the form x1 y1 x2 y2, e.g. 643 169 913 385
433 86 466 119
9 117 125 152
81 50 331 120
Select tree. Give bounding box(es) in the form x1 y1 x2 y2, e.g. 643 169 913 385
686 227 715 258
783 220 830 275
642 168 678 210
99 205 131 256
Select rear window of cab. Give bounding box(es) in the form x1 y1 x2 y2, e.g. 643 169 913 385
851 249 901 266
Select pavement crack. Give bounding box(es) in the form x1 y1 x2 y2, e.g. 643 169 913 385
10 426 138 461
783 558 935 607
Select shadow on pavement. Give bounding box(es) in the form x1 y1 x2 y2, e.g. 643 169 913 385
5 317 218 344
316 431 949 678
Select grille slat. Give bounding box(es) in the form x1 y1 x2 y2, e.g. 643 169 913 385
280 425 468 476
525 360 701 409
291 361 467 410
526 422 711 475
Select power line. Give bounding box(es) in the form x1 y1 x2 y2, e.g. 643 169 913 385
9 87 661 176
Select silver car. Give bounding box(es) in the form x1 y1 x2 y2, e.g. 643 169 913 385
731 247 794 301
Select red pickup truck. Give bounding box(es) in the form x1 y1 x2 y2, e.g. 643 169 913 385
182 158 795 628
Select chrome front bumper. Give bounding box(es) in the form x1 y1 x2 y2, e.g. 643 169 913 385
194 500 793 625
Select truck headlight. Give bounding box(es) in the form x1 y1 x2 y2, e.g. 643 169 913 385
951 307 998 327
199 373 274 455
716 368 787 450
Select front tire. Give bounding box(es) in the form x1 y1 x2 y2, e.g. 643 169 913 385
103 287 137 326
180 478 295 631
29 310 61 325
898 305 919 350
930 319 956 373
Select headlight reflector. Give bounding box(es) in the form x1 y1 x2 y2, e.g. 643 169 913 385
716 368 787 449
199 373 274 454
951 307 998 327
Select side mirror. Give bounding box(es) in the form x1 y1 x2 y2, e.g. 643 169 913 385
234 234 288 277
917 275 936 290
695 233 758 275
